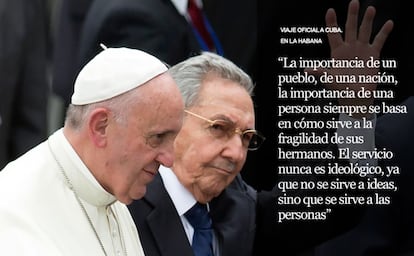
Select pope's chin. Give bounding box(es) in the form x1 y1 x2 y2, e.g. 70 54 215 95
128 185 147 203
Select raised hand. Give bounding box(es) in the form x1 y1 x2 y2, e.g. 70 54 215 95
321 0 393 116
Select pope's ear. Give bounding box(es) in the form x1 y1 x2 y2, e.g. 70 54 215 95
88 108 110 147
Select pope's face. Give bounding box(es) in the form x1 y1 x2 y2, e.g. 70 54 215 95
103 73 184 204
172 75 254 203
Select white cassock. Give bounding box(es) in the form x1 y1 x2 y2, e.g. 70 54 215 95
0 129 145 256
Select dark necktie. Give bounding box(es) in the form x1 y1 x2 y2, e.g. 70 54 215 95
187 0 215 50
185 203 214 256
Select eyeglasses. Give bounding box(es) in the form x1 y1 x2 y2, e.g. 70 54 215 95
184 110 265 151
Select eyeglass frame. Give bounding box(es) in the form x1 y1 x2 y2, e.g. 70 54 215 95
184 110 265 151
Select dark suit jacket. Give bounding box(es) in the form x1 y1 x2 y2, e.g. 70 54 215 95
202 0 257 80
52 0 94 108
78 0 201 70
129 168 363 256
128 174 257 256
0 0 48 169
58 0 264 110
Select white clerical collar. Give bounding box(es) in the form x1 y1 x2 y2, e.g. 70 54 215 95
48 128 116 206
159 165 196 216
170 0 203 16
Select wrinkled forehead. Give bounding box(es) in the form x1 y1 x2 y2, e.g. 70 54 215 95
192 80 255 127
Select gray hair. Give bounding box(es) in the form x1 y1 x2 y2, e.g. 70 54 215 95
64 87 141 130
168 52 254 108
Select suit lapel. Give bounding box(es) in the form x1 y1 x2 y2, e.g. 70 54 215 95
209 176 256 256
145 175 194 256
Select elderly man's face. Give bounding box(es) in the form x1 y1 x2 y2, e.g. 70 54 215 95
172 74 255 203
103 73 184 204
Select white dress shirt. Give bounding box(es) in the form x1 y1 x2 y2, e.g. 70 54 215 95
159 165 220 256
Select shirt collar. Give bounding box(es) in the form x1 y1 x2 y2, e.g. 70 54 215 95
170 0 203 16
159 165 196 216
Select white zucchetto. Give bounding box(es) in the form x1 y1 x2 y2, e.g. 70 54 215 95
71 47 168 105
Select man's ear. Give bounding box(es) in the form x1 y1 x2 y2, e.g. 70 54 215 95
88 108 110 147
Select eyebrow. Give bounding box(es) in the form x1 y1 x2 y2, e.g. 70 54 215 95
209 114 255 131
209 114 233 123
147 127 179 137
